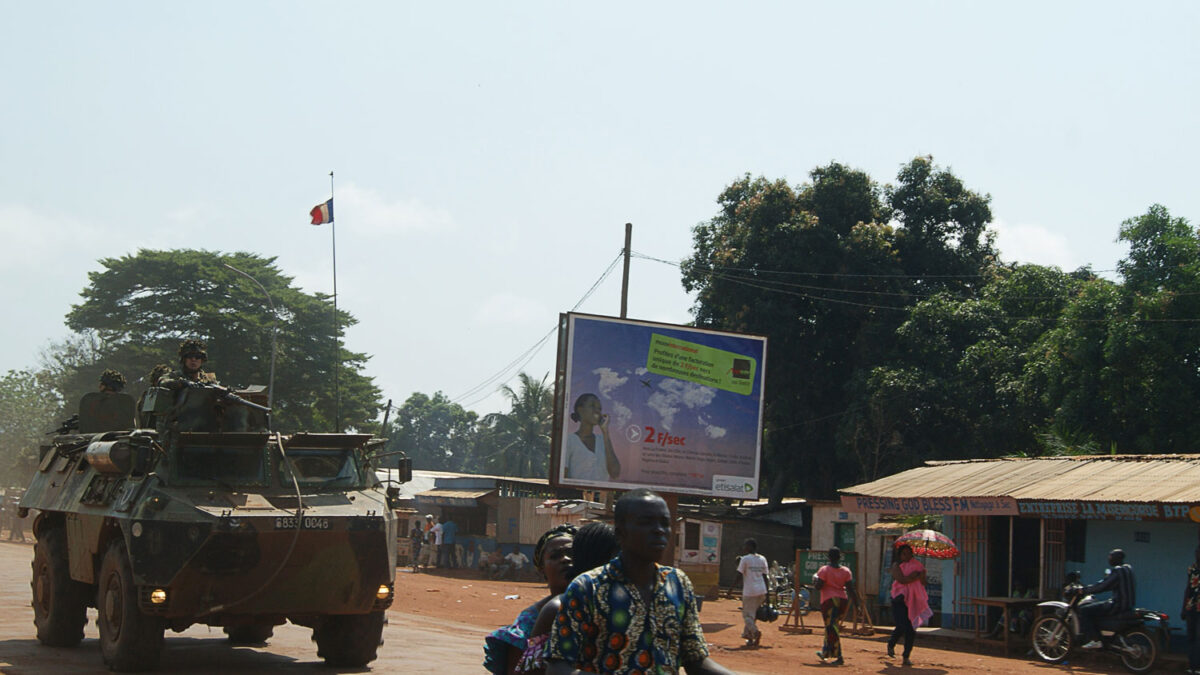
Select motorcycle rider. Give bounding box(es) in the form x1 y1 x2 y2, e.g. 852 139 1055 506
1078 548 1136 649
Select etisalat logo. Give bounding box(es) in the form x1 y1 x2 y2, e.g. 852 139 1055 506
712 475 755 495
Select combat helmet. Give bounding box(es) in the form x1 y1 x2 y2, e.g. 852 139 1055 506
99 369 126 392
146 363 172 385
179 339 208 362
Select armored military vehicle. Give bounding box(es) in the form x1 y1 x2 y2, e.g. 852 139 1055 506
21 380 410 671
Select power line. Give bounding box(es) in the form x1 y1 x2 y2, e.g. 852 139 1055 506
637 251 1200 324
450 251 625 409
632 250 1119 279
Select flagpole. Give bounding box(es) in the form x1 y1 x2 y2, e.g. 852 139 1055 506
330 170 341 433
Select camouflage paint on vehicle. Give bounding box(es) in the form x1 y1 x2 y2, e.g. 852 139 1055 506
22 382 409 671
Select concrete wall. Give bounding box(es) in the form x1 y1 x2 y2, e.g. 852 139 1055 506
1073 519 1198 637
809 503 885 597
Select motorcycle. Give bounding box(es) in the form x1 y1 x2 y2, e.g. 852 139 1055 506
1030 583 1169 673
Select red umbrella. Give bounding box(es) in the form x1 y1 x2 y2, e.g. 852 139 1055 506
894 529 959 559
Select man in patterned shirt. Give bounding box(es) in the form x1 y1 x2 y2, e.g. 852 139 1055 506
546 488 733 675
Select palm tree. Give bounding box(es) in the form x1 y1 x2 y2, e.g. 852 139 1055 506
480 372 553 477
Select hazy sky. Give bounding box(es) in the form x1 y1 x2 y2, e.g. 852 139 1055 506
3 2 1197 416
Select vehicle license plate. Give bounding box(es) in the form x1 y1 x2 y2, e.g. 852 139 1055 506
274 516 331 530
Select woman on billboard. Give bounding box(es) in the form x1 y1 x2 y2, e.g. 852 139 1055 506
563 393 621 481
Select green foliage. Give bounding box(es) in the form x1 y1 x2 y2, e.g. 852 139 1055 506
60 249 381 432
0 370 61 487
380 372 553 477
685 164 1198 500
683 158 994 500
478 372 553 478
383 392 478 471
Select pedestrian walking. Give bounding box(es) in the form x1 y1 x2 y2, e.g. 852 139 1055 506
735 538 769 647
887 543 931 666
544 488 733 675
814 546 856 666
1183 546 1200 674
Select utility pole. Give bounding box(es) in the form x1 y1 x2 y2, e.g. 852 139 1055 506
620 222 632 319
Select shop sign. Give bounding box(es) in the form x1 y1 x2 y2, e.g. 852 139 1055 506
839 495 1018 516
1017 500 1200 521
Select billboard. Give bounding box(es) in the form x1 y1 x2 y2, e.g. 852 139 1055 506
550 313 767 498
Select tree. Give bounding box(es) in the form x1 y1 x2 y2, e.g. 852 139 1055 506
0 370 61 487
478 372 553 478
62 249 381 432
1028 205 1200 452
385 392 478 471
859 264 1079 475
683 158 997 500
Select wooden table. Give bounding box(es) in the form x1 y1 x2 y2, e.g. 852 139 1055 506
969 596 1042 653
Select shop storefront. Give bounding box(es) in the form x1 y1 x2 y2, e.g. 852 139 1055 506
841 455 1200 641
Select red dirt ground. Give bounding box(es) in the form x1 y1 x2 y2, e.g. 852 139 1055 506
395 567 1166 674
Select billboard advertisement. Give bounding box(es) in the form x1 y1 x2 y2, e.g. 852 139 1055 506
551 313 767 498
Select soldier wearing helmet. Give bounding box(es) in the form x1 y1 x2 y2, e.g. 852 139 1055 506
160 339 218 389
98 369 126 393
136 363 174 428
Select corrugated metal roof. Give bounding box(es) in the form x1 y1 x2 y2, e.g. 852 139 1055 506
415 488 496 500
840 454 1200 503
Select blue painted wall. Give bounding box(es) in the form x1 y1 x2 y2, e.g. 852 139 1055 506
1074 519 1195 639
940 516 1196 648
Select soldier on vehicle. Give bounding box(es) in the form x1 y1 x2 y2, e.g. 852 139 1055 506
136 363 173 428
160 339 218 388
98 369 126 393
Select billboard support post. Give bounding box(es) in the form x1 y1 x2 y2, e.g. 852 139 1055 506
620 222 632 320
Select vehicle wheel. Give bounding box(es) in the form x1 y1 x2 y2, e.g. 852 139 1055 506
1117 628 1157 673
1030 615 1071 663
31 527 90 647
224 623 274 645
312 611 385 667
97 542 164 671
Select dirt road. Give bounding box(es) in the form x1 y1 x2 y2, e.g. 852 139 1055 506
0 539 1170 673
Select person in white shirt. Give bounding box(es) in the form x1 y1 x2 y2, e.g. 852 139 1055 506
502 545 530 579
563 393 620 482
420 514 440 568
735 538 770 647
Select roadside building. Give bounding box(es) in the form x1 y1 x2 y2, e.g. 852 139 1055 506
674 498 808 597
378 470 585 570
840 455 1200 641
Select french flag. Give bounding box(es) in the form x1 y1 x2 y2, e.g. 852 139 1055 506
310 199 334 225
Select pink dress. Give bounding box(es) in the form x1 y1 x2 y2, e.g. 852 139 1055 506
890 559 933 628
816 564 853 604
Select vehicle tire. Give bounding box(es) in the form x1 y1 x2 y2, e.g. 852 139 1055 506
31 527 90 647
97 542 164 672
1117 628 1157 673
1030 615 1071 663
313 611 385 667
224 624 275 645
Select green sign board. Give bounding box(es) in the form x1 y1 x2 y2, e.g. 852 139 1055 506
646 333 757 395
794 549 859 588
